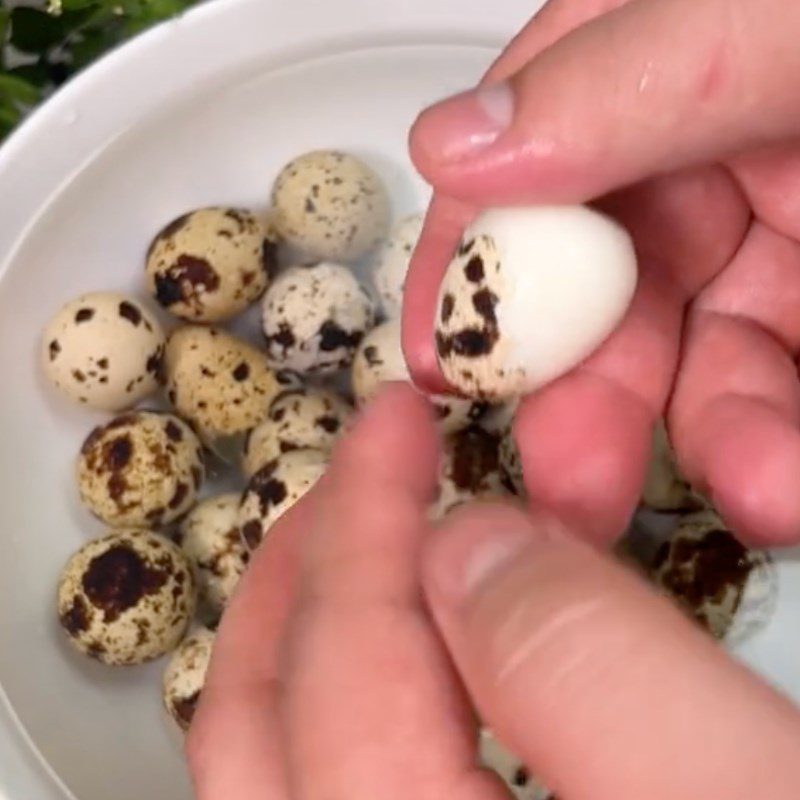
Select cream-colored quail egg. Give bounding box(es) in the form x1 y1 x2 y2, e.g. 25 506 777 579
238 449 328 550
262 262 374 374
164 326 281 442
145 207 279 323
479 729 554 800
178 494 248 616
651 510 777 644
643 419 707 512
435 206 637 400
372 213 423 317
271 150 389 262
57 529 196 665
242 387 352 478
431 425 514 520
352 319 486 434
162 627 215 731
76 411 204 527
41 292 165 412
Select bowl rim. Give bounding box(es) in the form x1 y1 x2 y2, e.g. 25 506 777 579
0 0 534 796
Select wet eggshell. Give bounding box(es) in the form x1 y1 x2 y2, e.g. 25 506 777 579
372 213 423 317
431 425 514 520
57 529 196 666
271 150 390 262
242 387 352 478
238 449 328 550
76 411 204 528
643 420 707 512
435 206 637 400
145 207 279 323
41 292 165 412
352 319 486 434
651 510 778 644
479 729 554 800
178 494 248 615
262 262 374 374
162 627 215 731
164 326 281 440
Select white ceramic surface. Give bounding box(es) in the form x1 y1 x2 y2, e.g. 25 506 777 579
0 1 538 798
1 0 800 799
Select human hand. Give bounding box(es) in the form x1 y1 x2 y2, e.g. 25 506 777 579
405 0 800 547
186 384 800 800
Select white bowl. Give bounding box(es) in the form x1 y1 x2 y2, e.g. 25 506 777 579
2 0 800 798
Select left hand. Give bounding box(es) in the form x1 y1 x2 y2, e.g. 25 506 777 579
185 384 505 800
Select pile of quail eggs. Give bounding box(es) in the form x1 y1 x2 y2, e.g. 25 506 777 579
42 149 776 798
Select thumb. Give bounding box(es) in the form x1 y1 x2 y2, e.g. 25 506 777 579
422 503 800 800
410 0 800 204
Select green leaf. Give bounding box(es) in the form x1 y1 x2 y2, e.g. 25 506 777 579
8 63 52 89
0 103 21 137
61 0 104 9
0 73 40 105
0 9 10 48
10 7 66 54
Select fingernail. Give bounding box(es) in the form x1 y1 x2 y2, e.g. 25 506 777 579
414 81 514 164
425 504 534 605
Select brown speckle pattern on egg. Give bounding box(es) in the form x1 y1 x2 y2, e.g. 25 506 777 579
262 262 374 374
145 207 279 323
271 151 389 262
162 627 215 731
242 387 352 478
57 529 196 665
238 449 327 550
76 411 204 527
179 494 248 616
163 326 281 440
41 292 165 412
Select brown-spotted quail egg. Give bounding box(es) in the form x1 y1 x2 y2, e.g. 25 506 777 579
178 494 249 616
271 150 390 262
651 510 777 644
162 627 215 731
145 207 279 323
643 419 707 512
57 529 196 665
431 425 514 520
238 449 328 551
352 319 486 434
479 729 555 800
262 262 374 374
242 387 352 478
372 213 423 317
498 427 525 497
41 292 165 412
76 411 204 528
164 326 281 441
435 206 637 400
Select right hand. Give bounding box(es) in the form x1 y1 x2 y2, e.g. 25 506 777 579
404 0 800 547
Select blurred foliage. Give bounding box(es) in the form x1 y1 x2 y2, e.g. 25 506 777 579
0 0 199 140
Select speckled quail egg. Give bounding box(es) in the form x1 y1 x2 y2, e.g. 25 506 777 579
271 150 390 262
352 319 486 434
643 419 707 512
178 494 248 616
57 529 196 665
372 213 423 317
145 207 279 323
162 627 215 731
239 448 328 550
435 206 637 400
498 427 525 496
242 387 352 478
479 729 554 800
76 411 204 528
651 510 777 644
431 425 514 520
41 292 165 412
262 262 375 374
164 326 281 442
